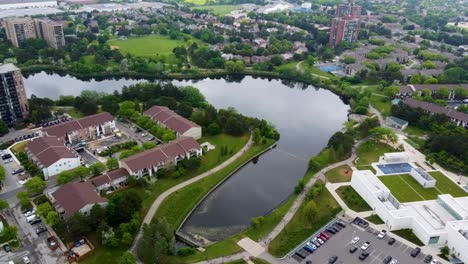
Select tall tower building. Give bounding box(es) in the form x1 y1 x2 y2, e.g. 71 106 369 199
0 64 29 126
4 17 37 48
4 17 65 48
328 3 362 48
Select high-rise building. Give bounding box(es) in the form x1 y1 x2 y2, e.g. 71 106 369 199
0 64 29 126
4 17 65 48
328 3 362 48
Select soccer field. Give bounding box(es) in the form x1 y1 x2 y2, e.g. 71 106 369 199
379 172 467 203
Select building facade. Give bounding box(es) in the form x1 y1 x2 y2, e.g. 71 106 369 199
0 64 29 126
329 3 361 48
4 17 65 48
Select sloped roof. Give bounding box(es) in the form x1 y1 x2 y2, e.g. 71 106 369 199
91 168 129 187
143 106 200 134
403 98 468 124
27 136 77 167
43 112 113 138
122 137 201 172
51 182 107 218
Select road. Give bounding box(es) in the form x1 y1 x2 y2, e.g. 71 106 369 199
129 134 254 259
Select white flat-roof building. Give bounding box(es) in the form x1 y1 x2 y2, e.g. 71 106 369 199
351 169 468 263
379 152 410 164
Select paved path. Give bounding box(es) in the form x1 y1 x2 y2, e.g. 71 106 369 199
130 135 253 256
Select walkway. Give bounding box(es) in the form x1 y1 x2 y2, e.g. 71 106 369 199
130 135 253 255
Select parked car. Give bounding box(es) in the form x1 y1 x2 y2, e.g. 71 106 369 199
326 227 336 234
12 168 24 175
2 154 12 160
320 232 330 240
297 249 309 258
4 158 13 164
410 247 421 257
377 230 387 239
306 242 317 250
388 237 396 245
328 255 338 264
359 252 370 260
424 255 433 263
389 259 398 264
3 244 11 252
316 237 324 244
336 221 346 228
26 214 37 222
30 218 42 225
294 252 305 259
306 261 312 264
361 241 371 251
310 239 320 248
430 259 439 264
24 210 35 217
330 226 340 232
47 236 59 250
383 256 392 264
351 236 360 244
303 245 314 253
319 233 328 241
36 225 47 235
22 256 30 264
349 246 358 254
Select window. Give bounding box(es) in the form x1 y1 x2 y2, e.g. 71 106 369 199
428 236 439 244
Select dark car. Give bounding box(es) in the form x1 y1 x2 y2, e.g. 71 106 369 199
135 128 142 133
328 255 338 264
410 247 421 257
3 244 11 252
295 251 306 259
12 168 24 175
388 237 396 245
291 254 303 262
359 252 370 260
330 226 340 232
336 221 346 228
2 154 12 160
298 249 310 257
303 246 314 253
349 246 358 254
383 256 392 264
30 218 42 225
306 261 312 264
424 254 433 263
326 228 336 234
36 225 47 235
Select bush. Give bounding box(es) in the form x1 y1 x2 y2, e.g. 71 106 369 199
177 248 196 257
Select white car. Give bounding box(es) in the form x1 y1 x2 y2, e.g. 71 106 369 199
389 259 398 264
377 230 387 239
141 133 147 137
430 259 439 264
4 158 13 164
24 210 35 217
351 236 360 244
316 237 324 244
361 241 371 250
22 256 31 264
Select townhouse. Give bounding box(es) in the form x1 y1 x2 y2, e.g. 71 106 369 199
143 106 202 140
399 84 468 99
403 98 468 127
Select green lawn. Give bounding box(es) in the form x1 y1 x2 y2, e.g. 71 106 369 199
369 95 392 117
53 107 84 119
392 229 424 246
336 186 372 212
357 141 397 166
301 63 335 79
405 126 427 137
11 141 28 154
225 260 248 264
185 0 216 5
191 5 242 15
268 181 341 257
429 171 468 197
108 35 200 57
379 172 467 203
82 134 249 264
325 164 353 183
356 165 376 174
250 257 270 264
365 214 384 224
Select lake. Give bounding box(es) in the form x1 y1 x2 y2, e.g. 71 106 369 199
24 71 350 244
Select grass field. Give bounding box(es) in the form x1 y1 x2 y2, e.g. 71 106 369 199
392 229 424 246
365 214 384 224
225 260 248 264
191 5 242 15
108 34 199 57
325 164 353 183
357 141 397 166
268 181 341 257
11 141 28 154
250 257 270 264
336 186 372 212
379 172 468 203
369 95 392 117
82 134 249 264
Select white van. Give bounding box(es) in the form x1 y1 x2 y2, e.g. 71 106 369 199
26 214 36 222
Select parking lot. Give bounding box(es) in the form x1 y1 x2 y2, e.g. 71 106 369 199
287 218 434 264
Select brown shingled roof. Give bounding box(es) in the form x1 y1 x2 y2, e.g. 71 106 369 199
27 136 77 167
403 98 468 124
52 182 107 218
122 137 200 172
91 168 129 187
143 106 200 134
43 112 114 138
400 84 468 94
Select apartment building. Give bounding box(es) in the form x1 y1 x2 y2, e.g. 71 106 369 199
329 3 361 48
0 64 29 126
4 17 65 48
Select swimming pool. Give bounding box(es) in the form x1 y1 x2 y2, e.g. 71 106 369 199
377 163 413 174
319 65 344 72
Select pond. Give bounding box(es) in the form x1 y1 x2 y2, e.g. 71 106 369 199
24 71 350 244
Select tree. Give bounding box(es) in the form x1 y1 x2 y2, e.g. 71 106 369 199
0 120 8 135
17 191 31 207
57 170 75 184
89 204 106 229
90 162 106 176
383 85 399 97
0 200 9 210
36 202 54 218
46 211 59 226
224 60 245 74
369 127 398 144
180 86 205 108
117 251 136 264
106 190 142 226
304 200 318 222
119 101 136 119
24 177 46 195
1 225 17 240
440 246 449 257
409 74 422 84
142 141 156 150
0 165 5 182
101 95 120 115
253 128 262 145
251 216 265 229
74 166 90 180
138 218 173 264
423 77 438 84
106 158 119 171
436 87 449 99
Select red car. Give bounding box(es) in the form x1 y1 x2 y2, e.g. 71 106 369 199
319 233 328 241
47 236 59 250
320 232 330 240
